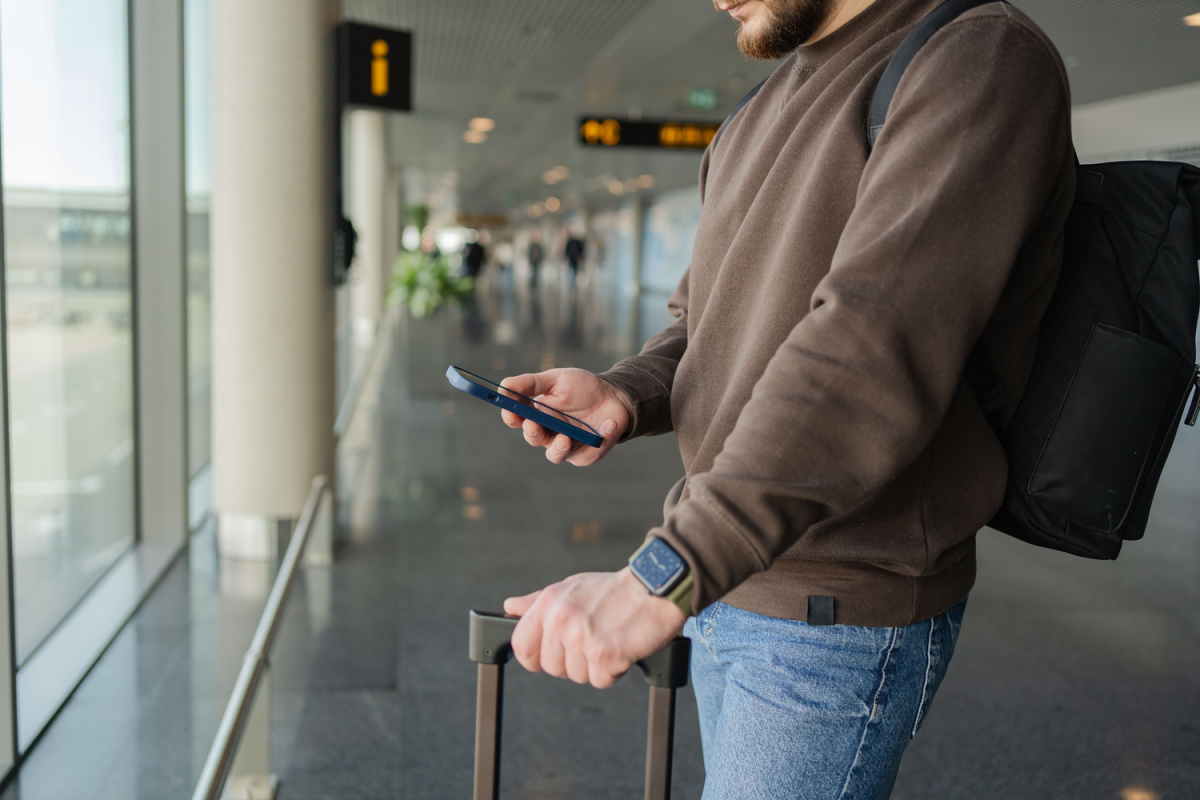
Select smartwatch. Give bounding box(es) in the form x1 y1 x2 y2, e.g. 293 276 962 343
628 537 694 617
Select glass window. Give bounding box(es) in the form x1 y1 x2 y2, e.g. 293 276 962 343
1 0 136 662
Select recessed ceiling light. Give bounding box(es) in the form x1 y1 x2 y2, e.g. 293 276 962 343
1120 788 1159 800
545 197 561 212
637 174 656 189
608 180 625 196
469 117 496 132
463 130 487 144
542 171 560 184
553 166 570 179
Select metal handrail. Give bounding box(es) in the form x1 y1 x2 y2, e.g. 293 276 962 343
334 304 397 438
191 475 331 800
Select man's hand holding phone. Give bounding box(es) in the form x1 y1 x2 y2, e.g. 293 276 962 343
500 369 631 466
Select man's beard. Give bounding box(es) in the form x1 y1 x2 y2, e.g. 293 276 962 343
736 0 831 60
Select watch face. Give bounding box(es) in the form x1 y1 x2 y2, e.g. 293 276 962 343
632 539 686 594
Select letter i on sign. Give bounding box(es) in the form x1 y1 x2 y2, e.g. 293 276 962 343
371 40 389 96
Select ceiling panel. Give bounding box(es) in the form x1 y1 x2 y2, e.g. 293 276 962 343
1015 0 1200 104
342 0 1200 220
342 0 649 117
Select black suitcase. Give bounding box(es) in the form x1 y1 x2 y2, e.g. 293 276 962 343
468 611 691 800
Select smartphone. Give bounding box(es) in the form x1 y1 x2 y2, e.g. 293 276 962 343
445 365 604 448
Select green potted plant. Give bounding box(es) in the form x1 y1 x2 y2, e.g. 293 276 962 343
389 249 474 318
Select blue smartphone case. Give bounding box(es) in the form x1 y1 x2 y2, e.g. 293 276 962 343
445 366 604 448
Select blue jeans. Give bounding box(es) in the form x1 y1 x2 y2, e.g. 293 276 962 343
685 598 967 800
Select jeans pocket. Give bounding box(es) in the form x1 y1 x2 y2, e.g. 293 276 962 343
686 601 723 656
910 598 967 738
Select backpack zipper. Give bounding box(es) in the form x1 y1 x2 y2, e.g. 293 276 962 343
1188 365 1200 427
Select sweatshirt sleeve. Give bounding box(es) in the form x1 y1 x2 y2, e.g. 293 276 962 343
650 10 1075 612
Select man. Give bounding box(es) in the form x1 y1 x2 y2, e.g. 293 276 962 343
500 0 1075 796
527 233 545 288
462 236 486 279
564 232 586 283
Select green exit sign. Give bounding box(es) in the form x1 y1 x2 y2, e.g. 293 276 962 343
687 87 718 111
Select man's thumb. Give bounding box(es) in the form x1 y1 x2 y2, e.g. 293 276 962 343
503 590 541 617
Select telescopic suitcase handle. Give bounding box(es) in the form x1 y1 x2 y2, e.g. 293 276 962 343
468 610 691 800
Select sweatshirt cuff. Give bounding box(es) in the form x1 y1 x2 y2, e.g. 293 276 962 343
649 493 772 616
597 364 673 441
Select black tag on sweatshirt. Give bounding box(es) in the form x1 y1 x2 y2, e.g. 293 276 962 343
807 596 836 626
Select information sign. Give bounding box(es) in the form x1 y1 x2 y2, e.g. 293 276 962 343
340 22 412 111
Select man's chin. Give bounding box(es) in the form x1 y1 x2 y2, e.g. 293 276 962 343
737 27 786 60
732 0 828 59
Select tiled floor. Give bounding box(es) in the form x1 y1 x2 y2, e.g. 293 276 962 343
3 268 1199 799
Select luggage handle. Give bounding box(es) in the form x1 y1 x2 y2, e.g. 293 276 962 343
469 610 691 687
468 610 691 800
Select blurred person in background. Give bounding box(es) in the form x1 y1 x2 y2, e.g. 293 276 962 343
564 231 585 284
527 232 544 288
496 238 514 273
462 233 486 279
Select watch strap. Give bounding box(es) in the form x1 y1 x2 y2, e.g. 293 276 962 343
663 570 694 617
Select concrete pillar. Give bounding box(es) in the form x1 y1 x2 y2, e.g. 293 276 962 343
384 165 402 289
211 0 338 558
629 196 648 352
348 109 387 344
630 195 646 298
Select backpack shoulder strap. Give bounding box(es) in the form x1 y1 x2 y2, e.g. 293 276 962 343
715 78 768 142
731 79 768 122
867 0 1003 150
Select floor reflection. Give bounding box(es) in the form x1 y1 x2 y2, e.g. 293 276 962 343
466 259 634 359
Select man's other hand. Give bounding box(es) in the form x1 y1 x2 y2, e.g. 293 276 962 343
499 368 631 466
503 568 686 689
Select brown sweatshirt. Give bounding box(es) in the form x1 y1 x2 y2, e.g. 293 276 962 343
599 0 1076 626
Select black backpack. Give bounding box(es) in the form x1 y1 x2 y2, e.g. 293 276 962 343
726 0 1200 559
